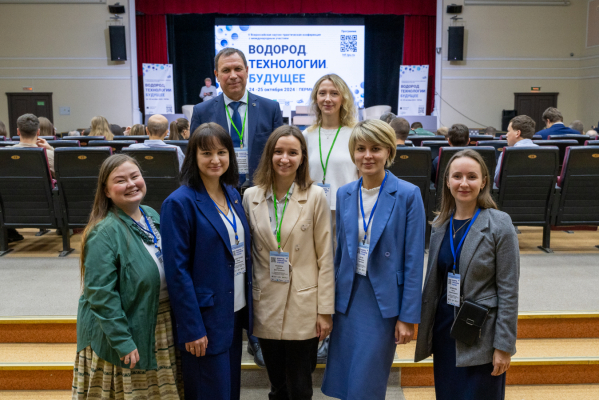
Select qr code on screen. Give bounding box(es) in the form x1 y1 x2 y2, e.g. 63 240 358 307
340 35 358 52
166 106 173 113
418 106 425 114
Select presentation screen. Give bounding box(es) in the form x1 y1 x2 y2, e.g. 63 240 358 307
214 24 365 111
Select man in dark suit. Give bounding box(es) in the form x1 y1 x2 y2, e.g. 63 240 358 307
536 107 581 139
190 47 283 188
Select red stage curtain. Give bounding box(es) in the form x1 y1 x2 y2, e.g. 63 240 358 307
135 0 435 16
403 15 436 115
136 14 168 76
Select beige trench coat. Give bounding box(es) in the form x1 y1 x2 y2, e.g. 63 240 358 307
242 184 335 340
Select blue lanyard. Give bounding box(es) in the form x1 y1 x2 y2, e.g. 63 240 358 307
359 171 389 244
133 207 160 250
210 193 239 245
449 208 481 273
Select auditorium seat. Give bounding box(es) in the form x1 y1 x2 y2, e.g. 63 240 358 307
409 135 446 147
499 134 542 140
552 147 599 242
0 141 18 147
468 135 494 145
0 136 5 141
122 148 180 213
533 139 579 167
47 140 80 148
54 148 113 232
16 135 57 141
477 140 508 161
62 136 105 146
164 140 188 154
421 140 450 160
496 147 559 252
585 141 599 146
88 140 135 153
0 147 72 257
548 134 590 146
113 135 149 143
389 147 431 206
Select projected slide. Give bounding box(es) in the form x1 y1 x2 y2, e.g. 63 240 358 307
215 25 365 110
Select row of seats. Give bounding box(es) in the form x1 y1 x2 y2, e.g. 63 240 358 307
1 145 598 256
0 138 188 154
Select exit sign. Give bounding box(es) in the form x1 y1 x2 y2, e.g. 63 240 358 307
531 87 541 92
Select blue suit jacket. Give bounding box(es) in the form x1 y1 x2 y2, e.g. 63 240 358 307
161 183 253 355
536 123 581 140
190 92 283 184
334 172 426 322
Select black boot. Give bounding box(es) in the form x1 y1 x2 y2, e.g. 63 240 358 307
317 336 330 364
247 336 265 368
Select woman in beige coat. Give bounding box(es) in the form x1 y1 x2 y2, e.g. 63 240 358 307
243 125 335 400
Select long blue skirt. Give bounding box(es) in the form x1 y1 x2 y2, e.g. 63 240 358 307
322 274 397 400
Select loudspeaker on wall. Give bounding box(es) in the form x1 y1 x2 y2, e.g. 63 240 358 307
109 26 127 61
448 26 464 61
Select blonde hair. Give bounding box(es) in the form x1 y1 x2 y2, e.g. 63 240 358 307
90 116 114 140
38 117 54 137
307 74 357 131
348 119 397 168
434 149 497 227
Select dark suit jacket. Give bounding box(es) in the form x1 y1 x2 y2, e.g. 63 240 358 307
190 92 283 184
536 123 581 140
161 183 253 355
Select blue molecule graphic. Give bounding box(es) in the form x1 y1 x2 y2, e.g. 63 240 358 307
360 82 364 89
226 26 233 31
355 89 359 94
240 26 250 31
361 94 364 98
232 33 238 40
417 67 421 70
218 28 223 33
215 82 219 89
221 39 228 47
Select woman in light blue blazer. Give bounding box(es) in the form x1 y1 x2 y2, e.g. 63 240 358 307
322 119 426 400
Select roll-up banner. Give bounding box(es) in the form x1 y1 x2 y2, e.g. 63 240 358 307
398 65 429 116
142 63 175 115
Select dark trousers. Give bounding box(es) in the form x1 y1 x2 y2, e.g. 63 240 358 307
259 337 319 400
181 308 244 400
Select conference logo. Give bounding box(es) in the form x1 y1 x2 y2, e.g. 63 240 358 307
528 155 537 159
400 155 409 159
10 155 19 160
77 155 87 160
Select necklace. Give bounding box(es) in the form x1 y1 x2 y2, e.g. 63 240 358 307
209 194 228 213
452 218 472 238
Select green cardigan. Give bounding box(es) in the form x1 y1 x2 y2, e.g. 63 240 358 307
76 205 163 370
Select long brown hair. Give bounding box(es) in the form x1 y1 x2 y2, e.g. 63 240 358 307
253 125 313 191
90 116 114 140
307 74 357 131
434 149 497 227
79 154 142 284
169 118 189 140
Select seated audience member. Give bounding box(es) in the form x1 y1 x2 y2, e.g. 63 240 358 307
379 112 396 124
0 120 7 137
89 116 114 140
482 126 497 136
587 129 598 139
436 126 448 137
494 115 538 186
38 117 54 137
82 129 91 136
110 124 124 137
12 114 55 175
536 107 580 139
124 124 145 136
389 117 410 146
431 123 469 183
569 120 584 134
129 114 185 170
69 130 81 136
410 121 435 136
199 77 217 102
169 118 190 140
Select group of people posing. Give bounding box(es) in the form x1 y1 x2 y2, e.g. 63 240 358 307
72 47 520 400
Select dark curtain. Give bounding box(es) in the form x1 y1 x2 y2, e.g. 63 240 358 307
136 14 168 76
137 0 435 16
403 16 436 115
167 14 216 113
364 15 404 112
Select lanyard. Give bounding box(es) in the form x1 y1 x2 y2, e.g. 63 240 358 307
210 193 239 245
272 185 291 251
225 92 249 148
359 171 389 244
449 208 481 273
133 207 160 250
318 125 342 184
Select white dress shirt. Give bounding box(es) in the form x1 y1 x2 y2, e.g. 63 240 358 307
129 139 185 171
217 206 247 312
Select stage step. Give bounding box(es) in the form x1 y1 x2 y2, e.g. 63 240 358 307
403 384 599 400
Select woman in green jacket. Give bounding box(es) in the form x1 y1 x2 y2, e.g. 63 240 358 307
71 154 183 400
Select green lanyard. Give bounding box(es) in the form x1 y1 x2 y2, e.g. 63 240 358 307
318 125 342 184
272 184 291 251
225 92 249 148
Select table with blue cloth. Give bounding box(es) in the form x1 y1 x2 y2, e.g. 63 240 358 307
431 218 506 400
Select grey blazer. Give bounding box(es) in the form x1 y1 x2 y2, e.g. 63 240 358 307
414 208 520 367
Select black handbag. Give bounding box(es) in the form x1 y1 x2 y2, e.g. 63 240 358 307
450 299 490 346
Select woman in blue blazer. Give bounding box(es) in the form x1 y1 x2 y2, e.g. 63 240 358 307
322 119 426 400
161 122 253 400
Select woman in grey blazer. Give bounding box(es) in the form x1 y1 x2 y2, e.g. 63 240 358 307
415 149 519 400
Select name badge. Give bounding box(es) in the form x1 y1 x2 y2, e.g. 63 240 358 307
232 242 246 276
235 148 249 174
155 248 163 265
316 183 331 207
356 243 369 276
447 272 461 307
269 251 290 282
